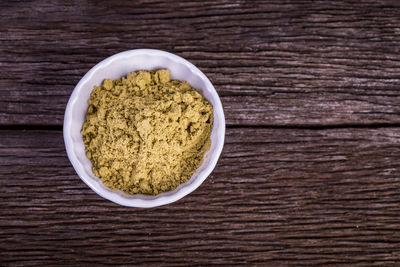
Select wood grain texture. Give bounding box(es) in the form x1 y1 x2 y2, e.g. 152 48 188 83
2 0 400 126
2 1 400 266
1 129 400 266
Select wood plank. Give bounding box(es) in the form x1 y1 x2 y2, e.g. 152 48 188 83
1 128 400 265
2 0 400 126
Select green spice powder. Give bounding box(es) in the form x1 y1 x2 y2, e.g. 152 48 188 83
81 69 213 195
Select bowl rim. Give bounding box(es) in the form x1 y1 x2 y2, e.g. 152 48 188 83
63 48 225 208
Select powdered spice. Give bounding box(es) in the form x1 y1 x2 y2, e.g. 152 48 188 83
81 69 213 195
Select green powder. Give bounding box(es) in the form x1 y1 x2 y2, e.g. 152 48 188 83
81 69 213 195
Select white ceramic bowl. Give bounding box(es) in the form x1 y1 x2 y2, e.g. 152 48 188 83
63 49 225 208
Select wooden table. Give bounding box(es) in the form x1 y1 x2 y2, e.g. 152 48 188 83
1 1 400 265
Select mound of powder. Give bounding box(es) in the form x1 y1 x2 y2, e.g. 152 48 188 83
81 69 213 195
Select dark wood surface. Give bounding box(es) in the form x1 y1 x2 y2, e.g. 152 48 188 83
1 0 400 266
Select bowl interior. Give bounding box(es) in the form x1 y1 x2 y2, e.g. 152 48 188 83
64 49 225 207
